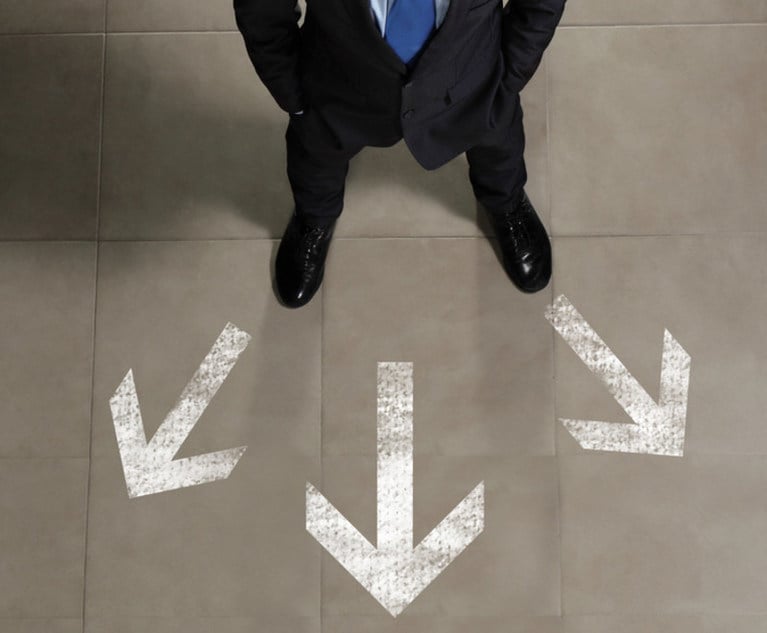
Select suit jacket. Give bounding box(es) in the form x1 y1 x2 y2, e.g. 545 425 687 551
234 0 566 170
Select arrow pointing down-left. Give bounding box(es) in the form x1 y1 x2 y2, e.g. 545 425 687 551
109 322 251 498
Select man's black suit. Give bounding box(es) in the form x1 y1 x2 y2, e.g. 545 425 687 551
234 0 566 222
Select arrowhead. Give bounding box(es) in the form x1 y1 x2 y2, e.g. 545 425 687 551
547 295 691 457
109 321 252 497
306 481 484 617
561 418 657 454
110 369 248 497
125 446 248 498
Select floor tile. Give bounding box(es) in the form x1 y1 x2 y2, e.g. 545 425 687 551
0 35 102 239
695 455 767 612
319 455 560 617
84 450 320 618
0 620 83 633
321 238 555 457
0 243 95 457
561 1 767 25
85 616 318 632
323 615 563 632
0 459 88 618
107 0 238 32
336 66 549 237
551 235 767 456
99 33 289 240
91 240 321 459
559 454 703 614
0 0 104 33
701 614 767 632
563 615 702 632
561 454 767 616
548 25 767 235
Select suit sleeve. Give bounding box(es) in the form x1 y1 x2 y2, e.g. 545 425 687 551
233 0 306 114
500 0 567 95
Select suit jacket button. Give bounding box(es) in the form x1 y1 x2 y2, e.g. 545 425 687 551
403 109 414 119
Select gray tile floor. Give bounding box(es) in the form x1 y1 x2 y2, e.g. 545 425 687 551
1 1 766 632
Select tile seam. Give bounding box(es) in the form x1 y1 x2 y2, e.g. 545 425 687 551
80 4 108 629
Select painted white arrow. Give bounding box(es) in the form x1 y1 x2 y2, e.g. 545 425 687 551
306 361 484 617
545 294 691 457
109 322 251 498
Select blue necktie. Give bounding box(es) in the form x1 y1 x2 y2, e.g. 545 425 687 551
384 0 436 65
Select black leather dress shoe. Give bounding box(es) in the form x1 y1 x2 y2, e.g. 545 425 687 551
484 190 551 293
275 209 337 308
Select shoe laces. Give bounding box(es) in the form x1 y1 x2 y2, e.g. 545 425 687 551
494 207 532 252
298 224 331 279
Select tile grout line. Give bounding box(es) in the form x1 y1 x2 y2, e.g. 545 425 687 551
79 225 99 633
559 21 767 28
544 49 565 620
551 280 564 620
551 290 565 621
319 272 325 633
0 32 106 38
546 50 565 619
80 4 108 631
545 53 553 239
1 21 766 37
8 230 767 243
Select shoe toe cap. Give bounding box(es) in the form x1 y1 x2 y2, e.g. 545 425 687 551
276 271 316 308
507 250 551 293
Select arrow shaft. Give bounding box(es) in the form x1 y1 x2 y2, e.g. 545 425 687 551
546 295 657 424
377 361 414 552
149 322 251 462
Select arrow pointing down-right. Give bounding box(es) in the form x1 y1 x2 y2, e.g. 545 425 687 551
545 294 691 457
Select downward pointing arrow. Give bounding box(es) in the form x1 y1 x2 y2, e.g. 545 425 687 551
306 362 485 617
110 322 251 498
545 294 691 457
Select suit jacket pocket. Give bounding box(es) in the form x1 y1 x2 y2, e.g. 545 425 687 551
302 27 369 108
292 104 343 150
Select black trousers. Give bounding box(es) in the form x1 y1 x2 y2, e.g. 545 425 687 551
285 91 527 226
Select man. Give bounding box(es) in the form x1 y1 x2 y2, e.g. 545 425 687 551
234 0 566 308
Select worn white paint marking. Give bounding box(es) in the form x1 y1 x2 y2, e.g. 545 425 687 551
306 361 485 617
545 294 691 457
110 322 251 498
